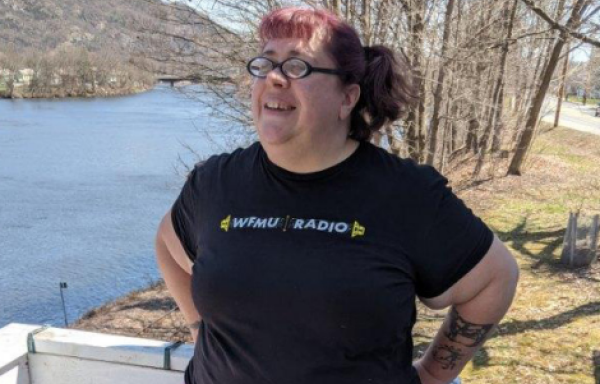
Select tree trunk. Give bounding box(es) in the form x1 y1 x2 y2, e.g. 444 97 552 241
331 0 341 16
491 0 518 153
466 61 484 154
405 0 425 161
508 0 588 176
361 0 371 45
554 42 570 128
425 0 455 165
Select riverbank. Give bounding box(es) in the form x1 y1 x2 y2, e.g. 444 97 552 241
73 124 600 384
0 84 155 99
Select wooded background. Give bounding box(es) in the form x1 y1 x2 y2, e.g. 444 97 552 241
136 0 600 178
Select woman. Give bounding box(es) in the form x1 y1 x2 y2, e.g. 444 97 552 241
155 7 519 384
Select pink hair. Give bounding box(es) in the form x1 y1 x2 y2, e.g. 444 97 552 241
259 8 345 44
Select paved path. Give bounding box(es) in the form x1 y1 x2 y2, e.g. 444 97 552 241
541 98 600 135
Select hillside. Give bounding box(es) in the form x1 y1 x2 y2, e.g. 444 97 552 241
0 0 155 53
0 0 229 76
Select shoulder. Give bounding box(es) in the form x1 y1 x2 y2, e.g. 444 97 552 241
188 142 261 182
361 142 447 195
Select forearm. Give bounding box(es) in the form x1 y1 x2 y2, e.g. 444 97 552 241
155 235 201 341
416 275 518 383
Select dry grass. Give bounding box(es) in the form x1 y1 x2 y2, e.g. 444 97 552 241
71 281 192 342
414 125 600 384
75 125 600 383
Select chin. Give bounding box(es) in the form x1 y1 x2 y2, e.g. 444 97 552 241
256 123 295 146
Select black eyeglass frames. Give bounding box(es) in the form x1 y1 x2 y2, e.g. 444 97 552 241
246 57 343 80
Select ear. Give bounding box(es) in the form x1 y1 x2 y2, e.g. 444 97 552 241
338 83 361 121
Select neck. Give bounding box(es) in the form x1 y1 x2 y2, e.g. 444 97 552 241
262 134 360 174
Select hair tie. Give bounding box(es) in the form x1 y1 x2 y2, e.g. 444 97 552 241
364 46 379 63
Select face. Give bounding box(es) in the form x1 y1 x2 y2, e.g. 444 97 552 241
251 37 359 149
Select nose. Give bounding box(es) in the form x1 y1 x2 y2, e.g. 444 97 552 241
265 65 289 88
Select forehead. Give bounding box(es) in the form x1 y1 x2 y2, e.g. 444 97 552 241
261 38 332 64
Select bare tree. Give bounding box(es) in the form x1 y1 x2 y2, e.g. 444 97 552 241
133 0 600 181
508 0 599 175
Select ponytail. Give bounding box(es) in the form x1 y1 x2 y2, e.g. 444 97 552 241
349 45 416 141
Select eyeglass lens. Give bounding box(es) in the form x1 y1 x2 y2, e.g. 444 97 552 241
249 58 308 79
248 58 272 77
282 60 307 78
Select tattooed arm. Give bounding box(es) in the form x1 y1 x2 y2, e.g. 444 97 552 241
413 236 519 384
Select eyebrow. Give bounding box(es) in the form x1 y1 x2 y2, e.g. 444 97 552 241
262 49 305 58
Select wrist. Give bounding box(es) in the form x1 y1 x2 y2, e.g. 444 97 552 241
413 360 452 384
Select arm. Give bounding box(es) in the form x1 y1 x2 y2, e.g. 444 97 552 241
414 235 520 384
155 210 201 343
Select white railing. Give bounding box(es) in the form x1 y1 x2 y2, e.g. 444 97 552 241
1 323 463 384
0 323 193 384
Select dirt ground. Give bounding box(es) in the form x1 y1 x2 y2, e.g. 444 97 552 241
73 125 600 384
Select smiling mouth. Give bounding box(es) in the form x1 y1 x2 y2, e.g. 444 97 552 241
264 102 296 112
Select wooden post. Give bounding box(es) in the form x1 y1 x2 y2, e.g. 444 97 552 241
561 212 574 265
570 213 578 267
593 350 600 384
590 215 599 264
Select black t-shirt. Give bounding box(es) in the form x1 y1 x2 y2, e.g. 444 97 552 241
171 141 493 384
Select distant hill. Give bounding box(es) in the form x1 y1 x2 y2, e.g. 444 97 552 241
0 0 161 52
0 0 250 98
0 0 229 74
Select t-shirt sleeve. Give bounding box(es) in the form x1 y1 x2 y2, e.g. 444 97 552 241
170 163 205 263
412 165 494 299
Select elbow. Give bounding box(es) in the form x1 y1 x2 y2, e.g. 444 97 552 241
502 253 520 292
489 254 520 312
155 215 170 265
490 237 520 302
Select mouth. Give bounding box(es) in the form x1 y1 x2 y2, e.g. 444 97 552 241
264 101 297 112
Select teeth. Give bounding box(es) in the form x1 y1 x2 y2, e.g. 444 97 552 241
265 102 294 111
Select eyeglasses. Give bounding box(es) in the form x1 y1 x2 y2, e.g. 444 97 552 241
246 56 343 80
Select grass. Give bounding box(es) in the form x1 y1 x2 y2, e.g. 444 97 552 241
414 126 600 384
566 95 600 106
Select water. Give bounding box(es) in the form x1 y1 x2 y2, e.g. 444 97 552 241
0 85 245 327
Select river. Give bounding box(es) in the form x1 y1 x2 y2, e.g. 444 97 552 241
0 85 247 328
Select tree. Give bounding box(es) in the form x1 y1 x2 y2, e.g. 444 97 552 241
135 0 600 181
508 0 600 175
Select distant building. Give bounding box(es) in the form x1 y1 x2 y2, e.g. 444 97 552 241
0 69 13 91
0 69 11 83
50 73 62 86
16 69 35 85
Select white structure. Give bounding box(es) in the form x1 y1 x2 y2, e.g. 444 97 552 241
50 74 62 86
0 324 462 384
0 323 193 384
17 69 34 85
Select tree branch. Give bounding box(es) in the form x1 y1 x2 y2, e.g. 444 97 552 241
520 0 600 48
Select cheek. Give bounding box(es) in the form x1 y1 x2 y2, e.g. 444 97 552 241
251 83 262 116
301 82 343 114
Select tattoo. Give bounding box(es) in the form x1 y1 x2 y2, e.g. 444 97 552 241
432 344 464 370
444 306 495 347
